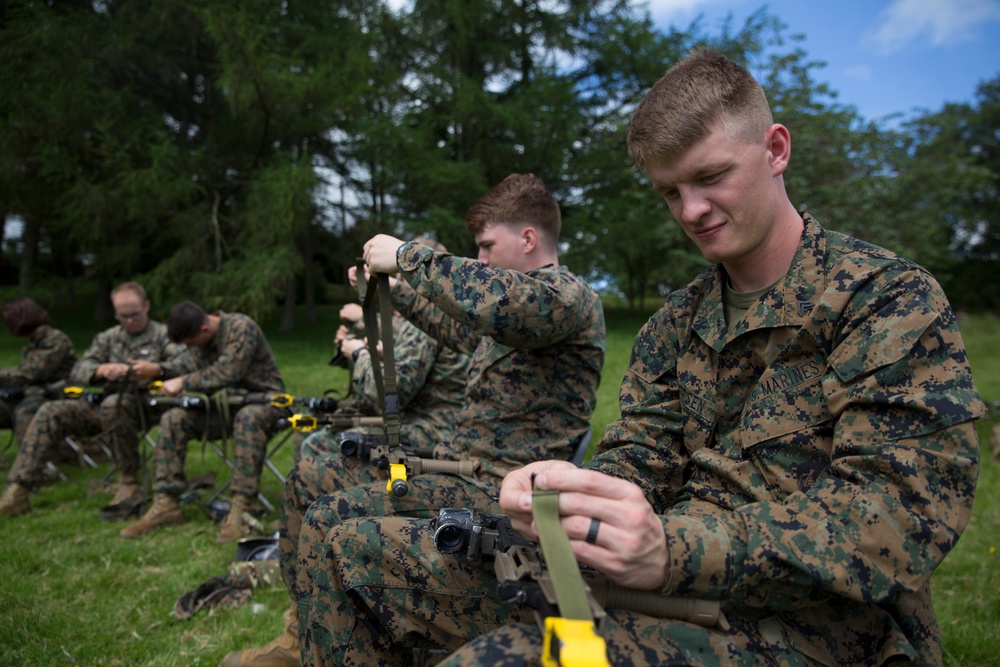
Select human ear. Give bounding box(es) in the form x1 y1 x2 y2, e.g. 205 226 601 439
522 227 537 253
766 123 791 176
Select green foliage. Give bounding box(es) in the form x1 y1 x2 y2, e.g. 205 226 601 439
1 309 998 665
0 0 998 318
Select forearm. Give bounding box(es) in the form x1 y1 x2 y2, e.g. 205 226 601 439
391 278 480 353
399 243 594 348
661 421 979 607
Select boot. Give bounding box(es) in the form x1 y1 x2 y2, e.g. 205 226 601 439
111 473 142 505
219 606 300 667
217 494 252 545
0 483 31 517
119 493 184 538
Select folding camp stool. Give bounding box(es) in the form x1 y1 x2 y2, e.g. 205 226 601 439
204 427 295 513
46 427 116 482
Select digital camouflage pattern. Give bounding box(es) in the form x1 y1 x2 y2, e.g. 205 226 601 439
285 242 605 662
75 318 194 475
6 320 193 486
0 325 76 444
350 312 469 449
71 319 192 387
7 399 102 487
179 312 283 395
305 217 984 667
152 312 286 498
391 241 605 478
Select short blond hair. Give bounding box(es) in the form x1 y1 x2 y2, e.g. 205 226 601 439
628 48 773 167
111 281 147 302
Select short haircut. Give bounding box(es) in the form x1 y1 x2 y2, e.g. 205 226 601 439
111 281 148 302
410 235 448 253
167 301 208 342
2 296 50 337
627 48 773 167
465 173 561 252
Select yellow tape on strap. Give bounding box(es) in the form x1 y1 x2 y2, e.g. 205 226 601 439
542 617 609 667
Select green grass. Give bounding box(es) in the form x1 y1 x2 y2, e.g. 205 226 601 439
0 307 998 666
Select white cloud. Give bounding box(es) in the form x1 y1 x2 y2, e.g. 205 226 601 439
844 64 873 82
866 0 1000 54
642 0 734 24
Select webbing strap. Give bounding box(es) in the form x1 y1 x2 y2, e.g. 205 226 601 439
358 259 383 401
531 490 593 621
377 272 400 448
358 259 401 449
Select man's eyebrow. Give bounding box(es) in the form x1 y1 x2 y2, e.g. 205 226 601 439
655 161 732 191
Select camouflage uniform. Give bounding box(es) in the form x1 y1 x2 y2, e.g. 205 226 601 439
299 313 469 461
308 216 984 667
283 242 605 664
0 325 76 444
350 314 468 450
7 320 192 488
152 312 286 498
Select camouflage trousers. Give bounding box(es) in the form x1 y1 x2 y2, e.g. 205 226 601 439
298 429 348 461
6 395 148 487
152 403 285 498
309 516 826 667
0 394 46 445
287 463 498 667
436 610 826 667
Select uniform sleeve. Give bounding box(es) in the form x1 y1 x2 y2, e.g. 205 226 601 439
351 319 437 409
396 242 595 350
159 341 196 379
70 329 115 384
0 331 75 386
659 270 982 609
181 318 264 392
391 267 482 354
586 306 691 510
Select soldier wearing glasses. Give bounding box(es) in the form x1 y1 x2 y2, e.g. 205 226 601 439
0 282 194 517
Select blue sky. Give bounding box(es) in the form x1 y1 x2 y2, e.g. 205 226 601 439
646 0 1000 122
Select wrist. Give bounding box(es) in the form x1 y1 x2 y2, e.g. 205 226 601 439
352 347 368 362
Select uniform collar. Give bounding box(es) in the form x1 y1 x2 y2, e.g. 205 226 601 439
693 213 827 351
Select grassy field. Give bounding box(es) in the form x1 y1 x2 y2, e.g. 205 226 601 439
0 305 997 666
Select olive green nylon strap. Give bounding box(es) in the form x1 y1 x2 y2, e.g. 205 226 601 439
358 260 400 449
532 490 593 621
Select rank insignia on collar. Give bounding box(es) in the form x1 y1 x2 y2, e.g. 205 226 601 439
796 300 814 316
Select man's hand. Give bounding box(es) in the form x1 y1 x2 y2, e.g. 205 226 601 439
500 461 670 591
159 377 184 396
126 359 161 380
96 362 132 382
363 234 405 275
333 324 352 347
339 303 363 324
340 337 367 357
347 265 361 289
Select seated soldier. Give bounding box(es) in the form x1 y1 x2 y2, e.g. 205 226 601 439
309 49 985 667
299 237 470 461
121 301 289 544
219 173 606 667
1 283 193 517
0 297 76 475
